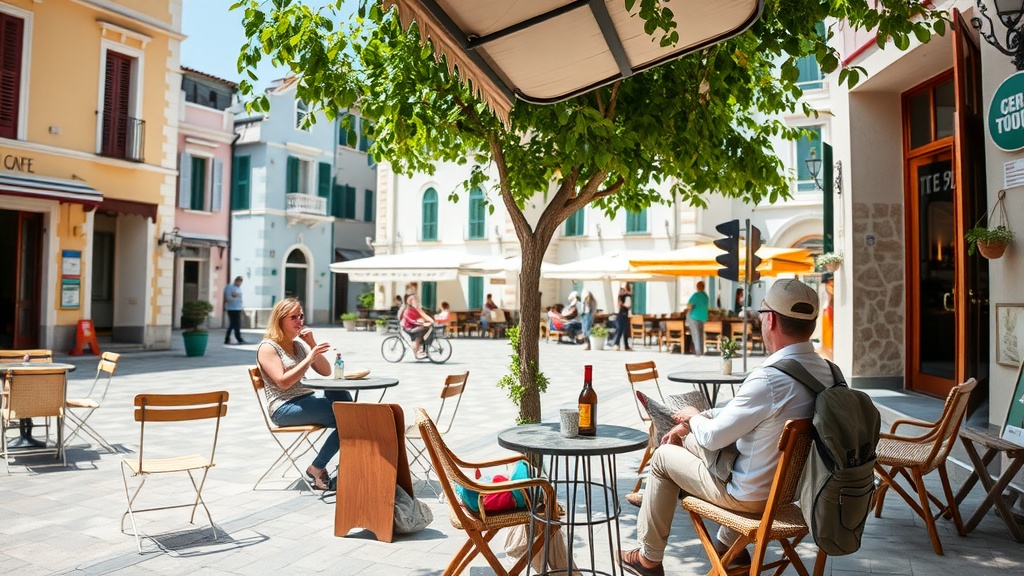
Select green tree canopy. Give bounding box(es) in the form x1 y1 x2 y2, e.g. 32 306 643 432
234 0 946 422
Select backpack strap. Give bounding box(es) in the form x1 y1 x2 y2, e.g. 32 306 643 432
770 358 846 395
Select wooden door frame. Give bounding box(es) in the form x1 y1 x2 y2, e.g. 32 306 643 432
13 210 42 348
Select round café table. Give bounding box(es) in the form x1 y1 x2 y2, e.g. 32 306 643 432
497 423 649 576
0 362 76 449
666 370 747 408
302 376 398 403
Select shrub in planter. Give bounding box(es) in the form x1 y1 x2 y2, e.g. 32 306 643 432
357 291 375 309
589 324 609 350
340 312 358 330
181 300 214 357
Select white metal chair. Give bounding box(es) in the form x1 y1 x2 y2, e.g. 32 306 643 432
120 391 228 553
248 367 325 494
65 351 120 452
406 371 469 497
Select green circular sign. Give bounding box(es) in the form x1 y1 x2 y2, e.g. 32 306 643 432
989 72 1024 151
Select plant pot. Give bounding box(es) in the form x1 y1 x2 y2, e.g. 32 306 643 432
343 320 357 331
590 335 606 351
824 262 841 272
376 325 388 335
978 240 1008 259
182 331 209 357
721 358 733 375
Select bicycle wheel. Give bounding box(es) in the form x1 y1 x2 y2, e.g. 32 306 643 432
381 336 406 363
426 337 452 364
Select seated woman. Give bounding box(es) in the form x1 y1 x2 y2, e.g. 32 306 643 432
401 294 435 359
548 304 583 342
434 301 451 325
256 298 352 491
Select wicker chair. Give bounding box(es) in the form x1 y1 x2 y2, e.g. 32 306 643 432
248 367 326 494
1 368 68 473
624 361 665 494
873 378 977 556
681 418 827 576
415 408 557 576
406 371 469 497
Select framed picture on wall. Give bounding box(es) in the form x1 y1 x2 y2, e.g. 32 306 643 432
995 304 1024 367
1001 361 1024 447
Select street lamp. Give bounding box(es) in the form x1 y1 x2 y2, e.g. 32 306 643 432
973 0 1024 70
158 227 183 254
805 148 823 191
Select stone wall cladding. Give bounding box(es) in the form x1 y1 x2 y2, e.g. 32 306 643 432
852 202 905 376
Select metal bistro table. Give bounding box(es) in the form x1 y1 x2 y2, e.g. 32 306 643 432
302 376 398 403
666 370 747 408
0 362 76 449
498 423 649 576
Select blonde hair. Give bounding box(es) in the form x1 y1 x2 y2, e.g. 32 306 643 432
264 298 303 348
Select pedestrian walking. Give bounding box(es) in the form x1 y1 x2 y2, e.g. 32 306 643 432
224 276 246 344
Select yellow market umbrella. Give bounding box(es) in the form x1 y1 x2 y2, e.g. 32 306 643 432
629 243 815 278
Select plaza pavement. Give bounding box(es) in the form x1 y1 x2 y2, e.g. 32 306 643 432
1 327 1022 575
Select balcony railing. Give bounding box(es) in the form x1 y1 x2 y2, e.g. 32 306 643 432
99 112 145 162
286 193 327 215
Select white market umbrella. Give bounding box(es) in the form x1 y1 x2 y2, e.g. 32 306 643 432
543 250 671 281
329 249 491 282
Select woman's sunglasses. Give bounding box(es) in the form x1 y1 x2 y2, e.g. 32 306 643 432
288 313 305 321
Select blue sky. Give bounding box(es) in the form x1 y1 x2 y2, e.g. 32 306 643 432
180 0 340 88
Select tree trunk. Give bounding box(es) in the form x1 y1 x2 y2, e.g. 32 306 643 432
516 236 544 423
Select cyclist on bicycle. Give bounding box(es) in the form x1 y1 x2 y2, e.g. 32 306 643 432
401 294 435 360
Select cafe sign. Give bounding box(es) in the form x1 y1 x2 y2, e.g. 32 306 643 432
990 72 1024 151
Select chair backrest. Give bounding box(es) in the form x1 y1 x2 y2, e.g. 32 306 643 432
664 321 685 344
434 371 469 434
629 315 645 332
920 378 978 472
415 408 487 525
132 391 228 472
80 351 120 403
248 366 290 435
756 418 814 539
0 349 53 363
4 369 67 419
624 361 663 422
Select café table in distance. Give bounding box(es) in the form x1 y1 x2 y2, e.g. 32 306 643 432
302 376 398 403
666 370 747 408
497 423 648 576
0 362 76 449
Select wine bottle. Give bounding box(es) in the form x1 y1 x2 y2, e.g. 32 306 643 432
578 364 597 436
334 353 345 380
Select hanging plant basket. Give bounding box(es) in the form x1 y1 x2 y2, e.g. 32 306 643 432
966 190 1015 260
824 262 841 273
977 239 1009 260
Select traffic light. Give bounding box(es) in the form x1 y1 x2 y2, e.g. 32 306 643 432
747 224 763 283
714 219 741 282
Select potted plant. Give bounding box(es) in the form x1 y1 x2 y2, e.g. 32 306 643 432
340 312 358 331
181 300 214 357
357 291 375 309
816 252 844 273
719 336 739 375
589 324 609 351
375 316 390 334
966 225 1014 259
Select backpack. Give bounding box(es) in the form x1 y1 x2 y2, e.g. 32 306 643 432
771 358 880 557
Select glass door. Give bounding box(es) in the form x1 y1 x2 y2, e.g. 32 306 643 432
14 211 42 348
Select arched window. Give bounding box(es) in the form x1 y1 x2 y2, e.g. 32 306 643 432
286 250 307 264
422 188 438 241
468 186 485 239
284 248 309 302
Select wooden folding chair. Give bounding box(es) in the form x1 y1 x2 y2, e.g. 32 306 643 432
873 378 977 555
248 367 325 494
659 320 685 353
120 391 228 553
629 315 648 347
1 368 67 474
65 351 120 453
681 418 827 576
624 361 665 494
406 371 469 497
415 408 558 576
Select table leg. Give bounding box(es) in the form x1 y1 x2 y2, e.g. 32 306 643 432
7 419 46 449
953 440 997 507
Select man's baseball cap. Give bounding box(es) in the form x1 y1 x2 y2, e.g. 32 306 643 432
760 279 818 320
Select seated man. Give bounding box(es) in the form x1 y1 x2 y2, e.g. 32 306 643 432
622 279 830 576
400 294 435 359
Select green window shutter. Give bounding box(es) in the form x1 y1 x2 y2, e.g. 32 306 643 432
565 208 584 236
344 185 356 219
632 282 647 314
421 281 436 311
363 189 373 222
422 187 438 241
286 156 299 194
338 112 351 147
626 208 648 233
231 155 250 210
797 126 823 191
331 183 344 218
190 155 206 210
468 187 485 239
318 162 332 198
468 277 483 309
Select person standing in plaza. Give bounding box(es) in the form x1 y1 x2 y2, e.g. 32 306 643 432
480 293 498 335
685 281 709 356
612 284 633 351
223 276 246 344
621 279 825 576
580 290 598 350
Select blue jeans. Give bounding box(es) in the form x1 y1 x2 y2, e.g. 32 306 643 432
613 313 630 347
580 312 593 337
272 390 353 469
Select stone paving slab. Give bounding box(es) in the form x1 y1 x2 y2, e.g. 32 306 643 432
0 327 1021 574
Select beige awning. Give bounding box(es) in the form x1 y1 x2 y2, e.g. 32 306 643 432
383 0 763 121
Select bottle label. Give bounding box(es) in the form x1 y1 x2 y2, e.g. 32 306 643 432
579 404 592 428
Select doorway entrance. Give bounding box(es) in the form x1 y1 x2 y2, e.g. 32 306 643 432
284 248 308 306
0 209 43 349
